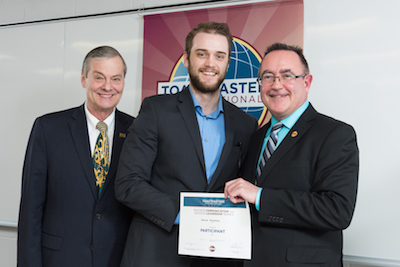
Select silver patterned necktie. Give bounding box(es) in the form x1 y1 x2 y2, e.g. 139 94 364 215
256 122 283 178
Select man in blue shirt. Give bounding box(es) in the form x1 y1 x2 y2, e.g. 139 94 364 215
224 43 359 266
115 22 258 267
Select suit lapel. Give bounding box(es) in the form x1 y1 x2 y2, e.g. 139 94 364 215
99 110 131 199
69 105 98 199
206 99 234 191
177 88 206 173
258 105 317 185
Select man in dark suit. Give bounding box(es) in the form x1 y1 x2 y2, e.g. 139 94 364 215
18 46 134 267
115 22 258 267
224 43 359 266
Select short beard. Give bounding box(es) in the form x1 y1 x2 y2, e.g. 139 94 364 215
188 63 226 94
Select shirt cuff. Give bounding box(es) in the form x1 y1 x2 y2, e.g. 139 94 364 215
255 188 263 211
174 211 180 225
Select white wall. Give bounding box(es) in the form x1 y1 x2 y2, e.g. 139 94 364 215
305 1 400 266
0 0 204 25
1 0 400 266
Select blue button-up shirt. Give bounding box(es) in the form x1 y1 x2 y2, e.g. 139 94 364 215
174 88 226 224
190 88 226 183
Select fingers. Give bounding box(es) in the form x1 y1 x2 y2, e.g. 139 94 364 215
224 178 243 199
224 178 258 204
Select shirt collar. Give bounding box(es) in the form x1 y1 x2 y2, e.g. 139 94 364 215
270 100 309 129
84 102 116 131
189 86 224 119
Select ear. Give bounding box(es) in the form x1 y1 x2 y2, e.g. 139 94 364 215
304 74 313 94
81 72 86 88
183 52 189 68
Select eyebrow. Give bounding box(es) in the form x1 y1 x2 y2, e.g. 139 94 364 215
93 71 105 76
260 69 294 76
93 71 123 78
195 48 227 55
279 69 293 74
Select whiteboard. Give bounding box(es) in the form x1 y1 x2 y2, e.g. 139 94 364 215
0 0 400 265
0 14 143 224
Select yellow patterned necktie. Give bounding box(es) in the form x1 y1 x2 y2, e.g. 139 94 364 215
93 122 109 196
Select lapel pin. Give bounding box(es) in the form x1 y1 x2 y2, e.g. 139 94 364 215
291 131 298 138
119 133 127 138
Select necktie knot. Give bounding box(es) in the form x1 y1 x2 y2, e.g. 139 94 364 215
271 122 283 134
96 121 108 133
268 122 283 154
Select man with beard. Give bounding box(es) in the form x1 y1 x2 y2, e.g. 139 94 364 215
115 22 258 267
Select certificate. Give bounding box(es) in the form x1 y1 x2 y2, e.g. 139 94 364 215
178 192 251 259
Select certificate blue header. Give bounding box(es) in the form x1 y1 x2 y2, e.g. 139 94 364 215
183 197 246 208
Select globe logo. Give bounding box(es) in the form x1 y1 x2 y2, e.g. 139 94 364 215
158 37 266 123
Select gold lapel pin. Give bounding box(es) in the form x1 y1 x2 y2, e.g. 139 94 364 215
291 131 298 138
119 133 127 138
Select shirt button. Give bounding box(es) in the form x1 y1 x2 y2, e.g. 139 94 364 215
95 213 101 219
205 139 208 142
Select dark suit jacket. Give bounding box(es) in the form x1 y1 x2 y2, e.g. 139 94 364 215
18 105 134 267
241 104 359 267
115 87 258 267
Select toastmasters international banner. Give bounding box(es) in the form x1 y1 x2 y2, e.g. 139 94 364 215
142 0 303 125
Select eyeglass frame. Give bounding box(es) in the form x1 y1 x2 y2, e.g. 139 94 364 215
257 73 307 86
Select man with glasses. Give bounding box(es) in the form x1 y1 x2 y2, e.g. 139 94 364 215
224 43 359 266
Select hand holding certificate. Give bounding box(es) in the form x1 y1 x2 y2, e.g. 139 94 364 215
178 192 251 259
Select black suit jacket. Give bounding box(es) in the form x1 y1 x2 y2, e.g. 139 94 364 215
18 105 134 267
115 87 258 266
241 104 359 267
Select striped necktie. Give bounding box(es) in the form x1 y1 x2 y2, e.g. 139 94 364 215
256 122 283 178
93 122 109 196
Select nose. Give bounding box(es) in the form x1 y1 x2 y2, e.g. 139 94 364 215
271 76 283 89
104 78 112 91
204 56 215 67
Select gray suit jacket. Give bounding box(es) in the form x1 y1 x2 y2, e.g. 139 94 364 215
115 87 258 266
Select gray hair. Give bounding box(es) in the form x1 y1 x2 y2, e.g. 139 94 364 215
81 46 127 78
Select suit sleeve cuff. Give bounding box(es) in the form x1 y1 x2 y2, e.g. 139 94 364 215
255 188 263 211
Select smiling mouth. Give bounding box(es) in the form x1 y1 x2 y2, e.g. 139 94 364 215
271 94 287 98
200 67 218 76
202 71 217 76
99 94 113 98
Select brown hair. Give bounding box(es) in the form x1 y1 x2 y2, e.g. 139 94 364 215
185 22 233 58
264 43 309 74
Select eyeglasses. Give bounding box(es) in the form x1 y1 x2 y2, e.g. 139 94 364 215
257 73 307 86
